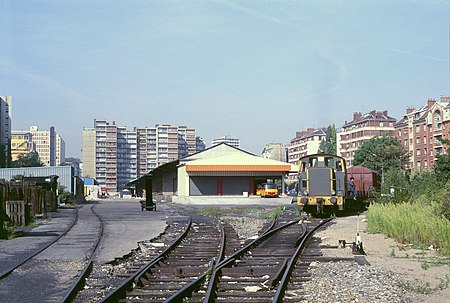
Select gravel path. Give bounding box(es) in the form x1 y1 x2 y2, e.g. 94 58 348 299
209 206 449 303
298 213 449 303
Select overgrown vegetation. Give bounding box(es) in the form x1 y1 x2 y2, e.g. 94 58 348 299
397 275 449 295
367 202 450 256
195 207 262 218
259 206 286 219
366 141 450 256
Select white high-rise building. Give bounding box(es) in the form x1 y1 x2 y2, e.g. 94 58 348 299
82 120 202 193
211 135 240 148
10 125 65 167
28 126 65 166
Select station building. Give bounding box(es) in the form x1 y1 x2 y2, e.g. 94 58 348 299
133 143 298 203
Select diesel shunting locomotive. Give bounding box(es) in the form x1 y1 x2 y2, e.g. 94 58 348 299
295 154 347 214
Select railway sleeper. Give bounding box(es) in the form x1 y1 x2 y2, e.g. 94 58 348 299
138 282 192 291
219 280 275 289
168 258 215 264
221 266 282 276
154 266 208 276
168 252 220 258
247 252 296 258
234 259 287 266
216 291 275 298
139 277 197 284
128 287 187 295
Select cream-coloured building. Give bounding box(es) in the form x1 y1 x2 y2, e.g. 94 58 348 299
144 143 298 203
11 131 34 161
11 126 65 166
262 143 287 162
288 128 326 166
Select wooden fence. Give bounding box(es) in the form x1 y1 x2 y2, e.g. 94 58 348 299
0 180 57 230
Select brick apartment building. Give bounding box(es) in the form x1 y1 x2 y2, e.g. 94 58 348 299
395 96 450 170
337 110 396 167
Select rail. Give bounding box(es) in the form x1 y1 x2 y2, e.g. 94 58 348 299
60 205 104 303
202 218 301 303
0 207 79 280
272 218 333 303
98 217 193 303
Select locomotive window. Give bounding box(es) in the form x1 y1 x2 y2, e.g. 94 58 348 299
309 157 318 167
325 157 334 167
301 161 307 171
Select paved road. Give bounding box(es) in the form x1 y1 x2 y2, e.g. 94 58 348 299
93 198 169 262
0 199 168 303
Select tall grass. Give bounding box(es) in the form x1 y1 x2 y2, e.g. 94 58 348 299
367 203 450 257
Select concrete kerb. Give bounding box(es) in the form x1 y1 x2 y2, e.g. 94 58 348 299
172 195 293 206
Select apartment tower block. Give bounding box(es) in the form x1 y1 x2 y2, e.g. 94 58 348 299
82 120 204 193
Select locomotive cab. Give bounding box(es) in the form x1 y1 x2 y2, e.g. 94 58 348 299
297 155 347 214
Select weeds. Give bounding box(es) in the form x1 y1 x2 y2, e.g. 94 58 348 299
259 206 285 219
367 203 450 257
398 274 449 295
196 208 222 218
421 261 430 270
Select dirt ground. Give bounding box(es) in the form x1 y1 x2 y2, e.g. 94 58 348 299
316 214 450 303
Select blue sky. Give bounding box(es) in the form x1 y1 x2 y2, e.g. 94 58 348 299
1 0 449 158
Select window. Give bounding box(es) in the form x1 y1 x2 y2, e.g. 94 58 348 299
434 110 442 130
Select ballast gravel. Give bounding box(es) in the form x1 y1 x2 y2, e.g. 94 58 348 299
297 261 415 303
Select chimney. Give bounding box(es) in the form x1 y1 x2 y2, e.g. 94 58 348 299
306 128 315 135
406 107 415 114
440 95 450 102
427 98 436 109
353 112 362 121
383 110 388 117
296 131 306 138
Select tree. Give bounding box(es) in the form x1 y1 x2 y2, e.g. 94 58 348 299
10 151 44 168
353 135 409 173
318 124 337 154
434 138 450 182
63 157 81 169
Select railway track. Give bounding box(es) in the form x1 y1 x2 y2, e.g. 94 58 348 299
71 206 336 303
97 216 239 303
0 203 104 302
72 217 191 302
165 209 334 303
0 207 79 280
